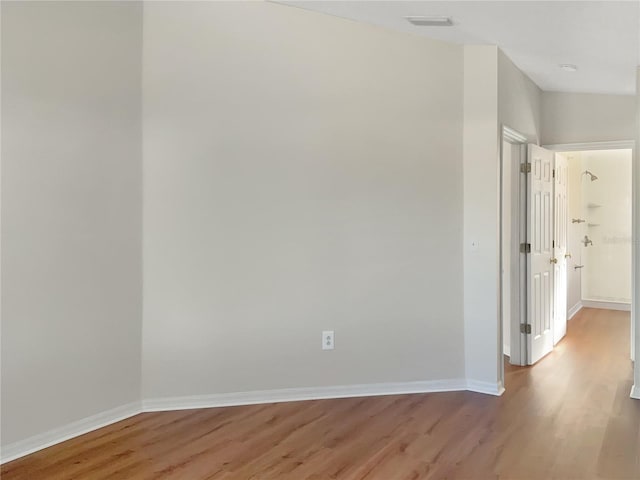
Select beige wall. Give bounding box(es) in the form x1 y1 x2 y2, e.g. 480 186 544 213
142 1 465 399
1 2 143 446
541 92 635 145
580 150 633 303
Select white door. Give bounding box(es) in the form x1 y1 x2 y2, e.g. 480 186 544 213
554 153 569 345
527 144 555 364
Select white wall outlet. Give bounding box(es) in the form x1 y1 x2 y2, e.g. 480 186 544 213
322 330 334 350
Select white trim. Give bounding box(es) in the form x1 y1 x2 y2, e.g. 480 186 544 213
581 300 631 312
1 377 514 463
0 401 142 464
544 140 635 152
503 344 510 357
503 125 527 144
631 385 640 400
142 379 468 412
568 301 583 320
466 379 505 397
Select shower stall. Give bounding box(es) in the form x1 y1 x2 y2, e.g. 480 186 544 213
567 149 632 312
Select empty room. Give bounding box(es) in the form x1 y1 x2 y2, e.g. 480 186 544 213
1 1 640 479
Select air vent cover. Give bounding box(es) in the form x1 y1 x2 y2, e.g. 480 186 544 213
405 16 453 27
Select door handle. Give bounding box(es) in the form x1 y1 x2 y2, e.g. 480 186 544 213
574 265 584 270
550 258 558 264
565 253 572 259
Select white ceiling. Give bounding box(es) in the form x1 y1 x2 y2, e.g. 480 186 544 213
278 1 639 95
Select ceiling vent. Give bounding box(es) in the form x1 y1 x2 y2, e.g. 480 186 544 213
559 64 578 72
405 16 453 27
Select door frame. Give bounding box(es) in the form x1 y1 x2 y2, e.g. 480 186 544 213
500 126 529 376
501 139 556 370
544 140 639 400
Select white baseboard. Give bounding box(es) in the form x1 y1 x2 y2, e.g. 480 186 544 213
631 385 640 400
581 300 631 312
568 301 583 320
503 344 510 357
0 401 142 465
142 379 468 412
3 377 507 464
466 379 505 397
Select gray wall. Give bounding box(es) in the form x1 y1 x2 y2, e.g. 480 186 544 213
463 46 543 387
541 92 635 145
498 50 542 144
462 45 500 387
10 0 633 452
633 68 640 390
1 2 143 446
498 50 542 367
142 1 465 399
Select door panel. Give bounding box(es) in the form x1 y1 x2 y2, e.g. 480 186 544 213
554 153 568 344
527 144 555 364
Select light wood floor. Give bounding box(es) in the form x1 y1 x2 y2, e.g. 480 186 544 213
2 308 638 479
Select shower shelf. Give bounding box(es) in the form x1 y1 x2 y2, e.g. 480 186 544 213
587 203 602 208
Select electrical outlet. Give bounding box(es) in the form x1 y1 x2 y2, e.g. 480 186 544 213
322 330 334 350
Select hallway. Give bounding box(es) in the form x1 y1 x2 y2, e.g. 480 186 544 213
2 308 638 479
503 307 638 479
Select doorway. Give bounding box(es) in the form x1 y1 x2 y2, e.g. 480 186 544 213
553 146 634 359
500 127 527 370
500 135 638 396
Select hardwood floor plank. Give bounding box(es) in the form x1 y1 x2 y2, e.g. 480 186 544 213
2 308 638 479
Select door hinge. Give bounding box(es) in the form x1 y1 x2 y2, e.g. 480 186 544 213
520 324 532 335
520 162 532 174
520 243 531 254
552 240 555 248
553 169 556 179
